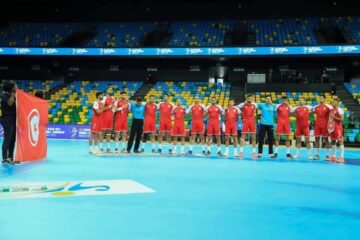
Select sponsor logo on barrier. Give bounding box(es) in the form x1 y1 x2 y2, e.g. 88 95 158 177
100 48 116 55
0 48 3 52
15 48 31 54
72 48 88 55
28 109 40 147
0 180 155 200
42 48 58 54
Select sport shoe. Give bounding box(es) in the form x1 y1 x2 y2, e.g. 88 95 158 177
270 153 278 158
106 148 111 153
169 149 173 154
337 157 345 163
286 153 293 159
218 151 225 156
329 156 336 162
188 150 193 155
257 154 262 158
325 155 331 161
314 154 320 160
181 151 185 155
252 152 257 158
152 148 156 153
238 152 244 158
308 155 314 160
114 148 119 153
121 148 126 153
140 148 145 153
158 149 162 154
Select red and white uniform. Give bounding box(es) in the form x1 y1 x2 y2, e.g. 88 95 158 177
238 102 257 134
172 106 186 136
158 102 175 132
276 104 293 135
207 105 223 135
223 106 241 136
313 104 333 137
91 101 103 133
114 100 130 132
329 107 344 140
144 103 158 133
294 105 312 137
186 104 206 134
101 95 115 130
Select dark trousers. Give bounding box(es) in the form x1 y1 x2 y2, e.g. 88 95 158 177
258 124 274 155
127 119 144 152
1 117 16 160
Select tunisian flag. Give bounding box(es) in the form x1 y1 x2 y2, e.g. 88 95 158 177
15 90 48 162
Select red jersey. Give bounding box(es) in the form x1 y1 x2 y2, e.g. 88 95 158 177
172 106 186 125
92 101 103 122
224 106 240 124
276 104 293 124
314 104 333 124
238 103 257 123
207 105 223 122
187 104 206 122
145 103 158 121
330 107 344 126
115 100 129 120
295 105 312 127
159 102 175 123
101 96 115 116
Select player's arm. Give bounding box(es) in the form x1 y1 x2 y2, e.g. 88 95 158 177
203 104 208 117
93 102 102 114
331 108 344 122
186 105 192 115
237 102 244 109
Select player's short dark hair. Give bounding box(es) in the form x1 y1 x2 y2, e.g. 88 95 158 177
120 91 127 95
136 96 143 102
246 94 253 98
229 98 235 102
194 94 200 98
3 81 15 92
282 96 288 100
96 92 103 98
333 98 339 102
319 94 325 98
164 93 169 97
150 95 155 98
265 95 271 99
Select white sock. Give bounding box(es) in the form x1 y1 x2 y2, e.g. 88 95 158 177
315 148 319 155
326 148 330 155
151 143 155 150
286 148 290 154
252 147 256 153
141 142 145 150
107 143 110 149
190 145 193 151
94 145 98 151
240 147 244 153
122 141 126 149
172 144 176 151
332 145 336 157
234 148 237 155
340 145 344 158
158 144 162 150
275 147 278 154
181 146 184 152
100 143 103 149
296 148 300 156
202 145 206 151
225 147 229 154
307 148 312 156
115 142 119 149
217 146 221 152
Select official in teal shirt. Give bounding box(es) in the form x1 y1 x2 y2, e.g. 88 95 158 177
127 97 145 153
257 96 275 158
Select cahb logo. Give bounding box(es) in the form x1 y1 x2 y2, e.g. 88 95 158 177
27 109 40 147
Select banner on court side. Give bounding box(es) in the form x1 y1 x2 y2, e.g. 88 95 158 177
46 124 90 139
15 90 48 162
0 180 155 200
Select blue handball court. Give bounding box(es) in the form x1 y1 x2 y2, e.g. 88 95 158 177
1 139 360 240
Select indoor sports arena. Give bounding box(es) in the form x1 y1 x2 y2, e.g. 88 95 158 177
1 0 360 239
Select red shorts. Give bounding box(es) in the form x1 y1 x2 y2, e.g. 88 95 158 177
330 125 343 140
295 125 310 137
172 124 186 136
159 122 172 132
242 121 256 134
114 117 128 132
314 123 329 137
191 121 205 135
225 122 237 136
144 120 156 133
276 122 291 135
101 114 113 130
207 122 221 135
91 120 102 133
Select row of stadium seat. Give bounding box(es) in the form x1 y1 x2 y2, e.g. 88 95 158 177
1 16 360 47
344 81 360 105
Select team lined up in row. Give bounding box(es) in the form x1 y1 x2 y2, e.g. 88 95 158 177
89 87 345 163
